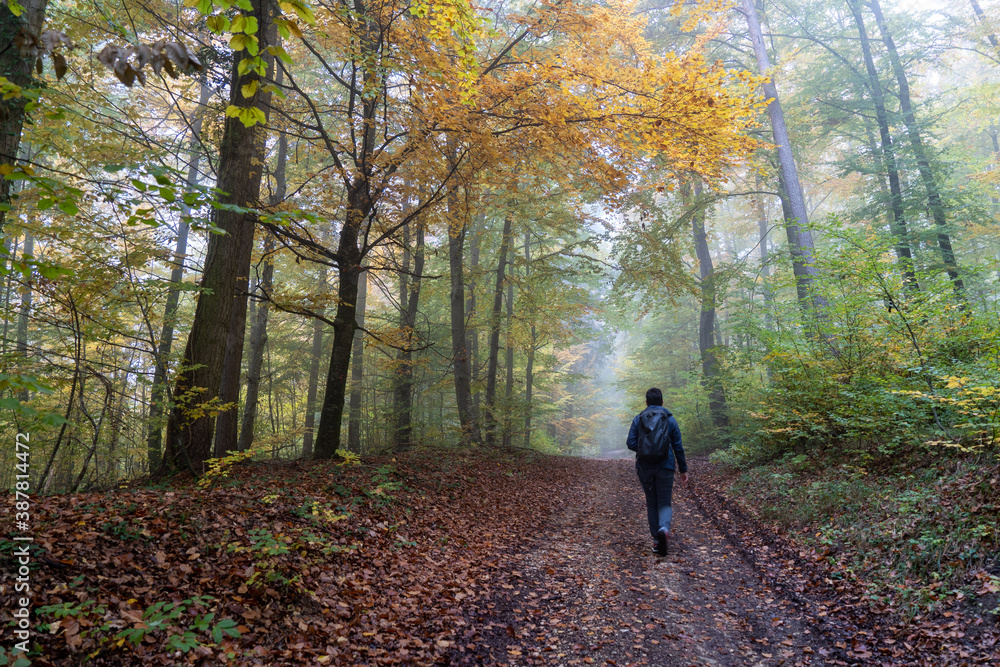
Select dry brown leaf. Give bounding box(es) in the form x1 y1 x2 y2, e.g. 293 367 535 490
97 44 118 69
53 53 67 81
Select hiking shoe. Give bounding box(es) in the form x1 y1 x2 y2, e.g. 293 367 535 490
655 529 669 556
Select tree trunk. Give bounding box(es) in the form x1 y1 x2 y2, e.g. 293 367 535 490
15 231 33 402
484 214 512 444
313 180 369 458
237 120 288 453
236 234 275 452
970 0 1000 50
467 216 481 420
346 264 368 452
163 0 278 474
847 0 919 291
1 233 15 356
688 180 729 431
301 263 327 459
0 0 48 233
869 0 965 296
752 176 774 331
394 223 425 451
448 187 481 444
742 0 824 314
523 230 536 449
502 257 515 449
147 81 212 470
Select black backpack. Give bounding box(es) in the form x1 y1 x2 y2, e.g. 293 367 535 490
635 408 670 462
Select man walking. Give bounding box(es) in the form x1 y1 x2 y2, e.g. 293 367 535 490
626 388 688 556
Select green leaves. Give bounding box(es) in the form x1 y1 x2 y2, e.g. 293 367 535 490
225 104 266 127
229 33 258 54
206 14 231 32
265 45 293 64
212 618 241 642
230 14 259 34
237 56 267 76
58 198 78 216
279 0 316 24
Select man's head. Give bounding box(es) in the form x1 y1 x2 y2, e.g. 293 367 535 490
645 387 663 406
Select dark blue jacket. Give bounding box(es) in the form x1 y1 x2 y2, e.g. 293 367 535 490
626 405 687 473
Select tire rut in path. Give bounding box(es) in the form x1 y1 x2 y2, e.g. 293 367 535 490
453 457 834 666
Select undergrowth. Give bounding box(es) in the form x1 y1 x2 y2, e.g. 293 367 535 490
720 449 1000 618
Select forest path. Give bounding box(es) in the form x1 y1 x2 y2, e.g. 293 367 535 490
452 457 985 667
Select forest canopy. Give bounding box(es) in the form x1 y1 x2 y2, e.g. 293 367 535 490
0 0 996 497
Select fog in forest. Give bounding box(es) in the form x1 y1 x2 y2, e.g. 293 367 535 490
0 0 998 490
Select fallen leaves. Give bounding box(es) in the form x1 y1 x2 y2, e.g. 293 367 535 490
2 448 563 665
5 450 1000 665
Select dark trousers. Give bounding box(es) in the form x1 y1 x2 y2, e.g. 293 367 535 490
636 464 675 538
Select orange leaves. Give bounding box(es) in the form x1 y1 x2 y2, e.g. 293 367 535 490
20 449 560 664
459 0 763 186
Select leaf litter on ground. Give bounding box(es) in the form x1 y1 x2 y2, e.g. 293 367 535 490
2 449 999 665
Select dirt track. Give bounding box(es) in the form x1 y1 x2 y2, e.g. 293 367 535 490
451 457 999 666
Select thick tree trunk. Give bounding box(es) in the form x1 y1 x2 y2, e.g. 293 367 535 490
212 248 255 456
346 265 368 452
221 66 286 455
869 0 964 295
847 0 919 291
394 223 425 451
236 118 287 454
147 81 212 470
163 0 277 474
484 215 512 444
448 187 481 444
742 0 824 314
313 2 387 459
314 180 369 458
0 0 48 233
687 180 729 430
301 263 327 459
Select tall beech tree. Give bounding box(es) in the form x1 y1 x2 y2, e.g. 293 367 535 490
484 214 513 443
846 0 918 291
163 0 279 473
522 230 537 449
502 248 516 448
147 81 213 469
237 124 288 453
686 179 728 430
740 0 824 314
448 184 482 443
393 221 425 451
868 0 964 295
346 267 368 452
301 262 327 459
